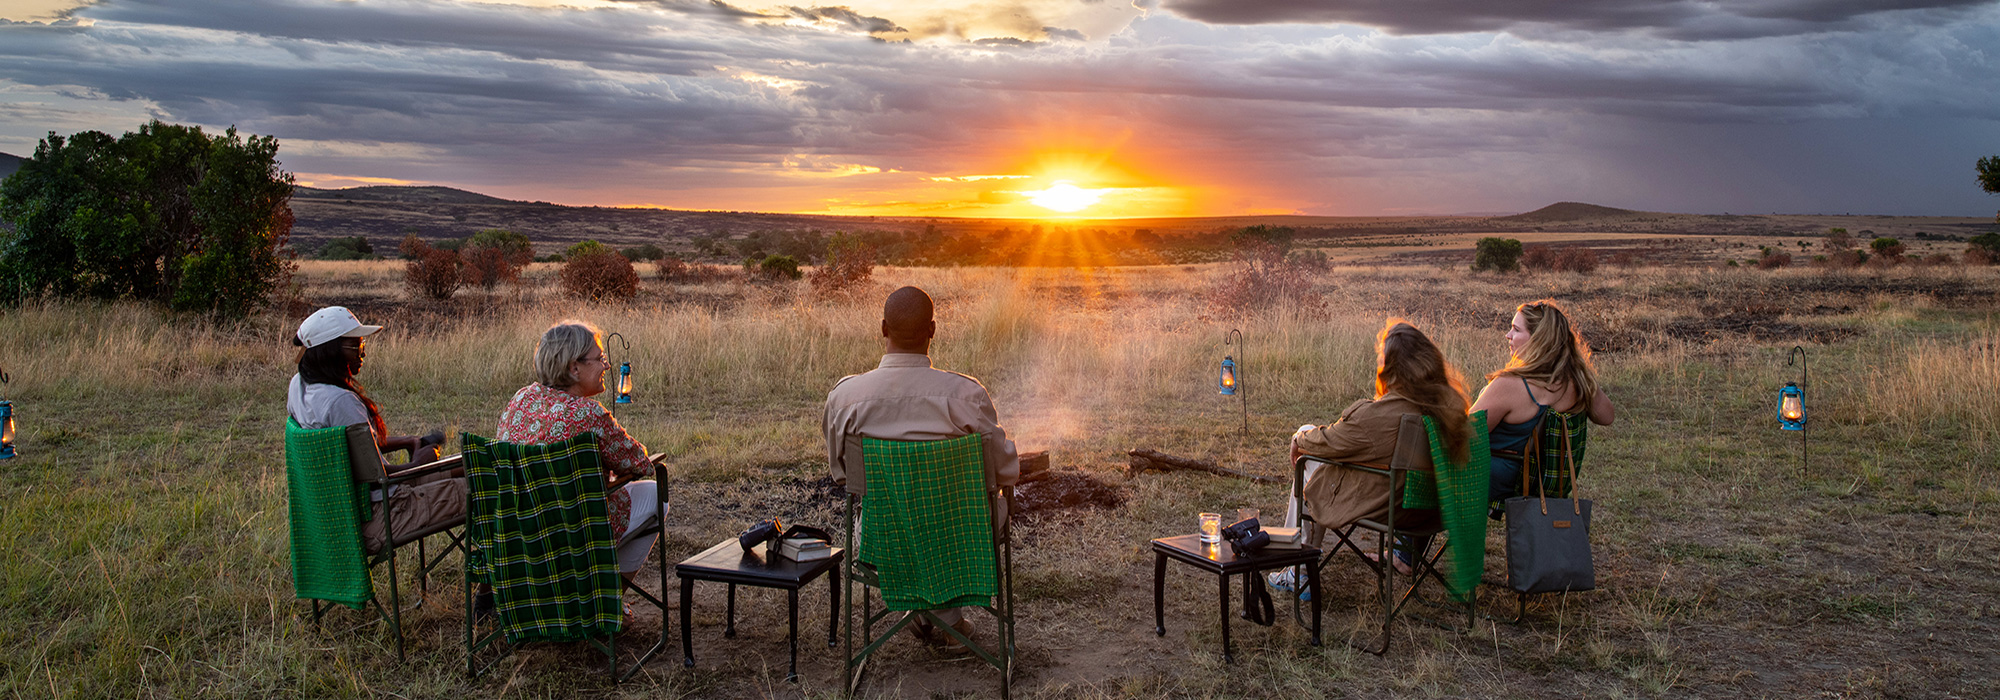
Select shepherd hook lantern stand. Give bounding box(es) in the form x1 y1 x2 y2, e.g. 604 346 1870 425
0 368 14 460
1219 329 1249 439
605 332 633 412
1779 346 1807 474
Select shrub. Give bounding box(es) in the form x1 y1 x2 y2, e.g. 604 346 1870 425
1521 245 1556 270
1869 237 1906 262
400 235 462 301
655 256 688 280
620 244 666 262
535 254 564 263
809 236 875 295
1919 253 1956 266
315 236 374 260
1609 251 1638 268
460 229 532 290
757 254 803 281
1522 245 1597 273
1472 237 1523 272
1967 247 1997 265
566 240 609 259
1966 233 2000 264
1755 250 1792 269
1208 240 1322 313
1826 228 1854 250
560 250 639 300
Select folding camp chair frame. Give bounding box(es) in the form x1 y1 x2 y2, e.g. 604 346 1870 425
303 424 468 663
1286 414 1474 655
842 462 1015 698
464 454 671 683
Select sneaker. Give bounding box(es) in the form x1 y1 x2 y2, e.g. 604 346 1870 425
1266 569 1311 601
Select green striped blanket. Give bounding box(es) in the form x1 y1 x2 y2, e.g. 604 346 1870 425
285 418 372 610
1402 412 1491 602
463 432 622 644
861 434 996 612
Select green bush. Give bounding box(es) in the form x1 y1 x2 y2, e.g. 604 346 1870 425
0 121 295 318
1472 237 1523 272
620 244 666 262
566 240 608 259
315 236 374 260
757 254 802 280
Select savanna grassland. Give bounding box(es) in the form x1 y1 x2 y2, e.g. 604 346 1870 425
1 258 1996 699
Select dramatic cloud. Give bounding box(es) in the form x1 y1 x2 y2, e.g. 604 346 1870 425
1159 0 1998 40
0 0 1994 215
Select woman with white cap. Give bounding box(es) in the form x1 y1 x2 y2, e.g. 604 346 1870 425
287 305 462 554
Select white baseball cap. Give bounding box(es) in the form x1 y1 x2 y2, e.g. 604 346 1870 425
296 306 383 348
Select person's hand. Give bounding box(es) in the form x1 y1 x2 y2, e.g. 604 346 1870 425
419 430 446 448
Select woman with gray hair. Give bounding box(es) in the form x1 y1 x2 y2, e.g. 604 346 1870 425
496 320 663 579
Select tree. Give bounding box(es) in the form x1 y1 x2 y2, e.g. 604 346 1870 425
0 121 296 316
460 229 532 290
1869 237 1905 261
1472 237 1523 272
566 239 609 259
400 235 462 301
619 243 667 262
1978 156 2000 195
560 249 639 300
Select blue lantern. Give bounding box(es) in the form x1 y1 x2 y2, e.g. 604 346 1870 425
1218 355 1238 396
1777 381 1804 431
615 362 633 405
0 400 13 459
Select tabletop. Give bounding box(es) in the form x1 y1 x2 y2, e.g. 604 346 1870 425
676 538 845 587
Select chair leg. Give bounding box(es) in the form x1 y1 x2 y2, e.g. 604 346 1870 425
387 547 405 662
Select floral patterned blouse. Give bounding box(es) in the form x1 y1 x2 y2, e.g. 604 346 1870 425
496 382 653 539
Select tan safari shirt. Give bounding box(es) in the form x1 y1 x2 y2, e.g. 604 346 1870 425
1293 393 1436 529
823 353 1020 498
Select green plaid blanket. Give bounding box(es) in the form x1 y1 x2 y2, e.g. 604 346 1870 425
462 432 622 644
1526 411 1589 499
860 434 996 612
285 418 372 610
1401 412 1491 602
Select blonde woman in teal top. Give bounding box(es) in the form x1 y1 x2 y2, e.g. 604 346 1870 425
1470 300 1615 512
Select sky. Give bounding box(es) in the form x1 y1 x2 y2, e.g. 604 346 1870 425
1 0 1997 218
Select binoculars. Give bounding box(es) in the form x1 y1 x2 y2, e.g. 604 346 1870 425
1222 517 1269 556
738 517 784 552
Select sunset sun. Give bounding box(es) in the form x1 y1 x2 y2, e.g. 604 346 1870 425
1024 181 1107 213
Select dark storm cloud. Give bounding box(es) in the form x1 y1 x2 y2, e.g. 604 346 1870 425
0 0 1993 213
1158 0 2000 39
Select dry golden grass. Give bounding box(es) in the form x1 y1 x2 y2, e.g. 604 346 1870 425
1 261 1996 698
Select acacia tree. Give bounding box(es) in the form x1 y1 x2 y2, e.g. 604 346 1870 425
1981 156 2000 223
0 121 294 317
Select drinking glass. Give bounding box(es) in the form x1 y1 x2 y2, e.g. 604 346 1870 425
1199 512 1222 543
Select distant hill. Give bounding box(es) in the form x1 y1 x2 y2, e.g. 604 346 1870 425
1498 202 1640 222
293 185 516 205
0 152 23 182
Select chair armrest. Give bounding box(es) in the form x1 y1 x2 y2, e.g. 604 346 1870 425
383 453 463 484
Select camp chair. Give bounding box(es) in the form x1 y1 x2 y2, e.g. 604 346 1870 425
284 418 467 662
460 432 669 682
1488 407 1591 623
843 433 1015 698
1288 412 1490 655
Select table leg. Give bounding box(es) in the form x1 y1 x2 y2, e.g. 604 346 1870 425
1218 572 1233 664
680 577 695 667
1307 560 1323 646
725 583 737 638
787 588 800 683
827 565 840 647
1152 551 1166 637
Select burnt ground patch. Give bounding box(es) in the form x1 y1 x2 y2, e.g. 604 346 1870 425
1013 471 1127 519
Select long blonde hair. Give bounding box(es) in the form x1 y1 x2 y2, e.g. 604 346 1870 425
1488 300 1599 411
1377 319 1472 464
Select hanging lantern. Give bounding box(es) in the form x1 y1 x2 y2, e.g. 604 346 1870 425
1777 381 1805 431
0 400 13 460
1218 355 1238 396
615 362 633 404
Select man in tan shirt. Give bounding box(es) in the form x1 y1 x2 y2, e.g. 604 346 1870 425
823 285 1019 651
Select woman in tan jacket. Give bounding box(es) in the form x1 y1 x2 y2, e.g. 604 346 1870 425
1286 319 1473 573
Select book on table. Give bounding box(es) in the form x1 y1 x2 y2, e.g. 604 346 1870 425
780 537 832 562
1264 526 1303 549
